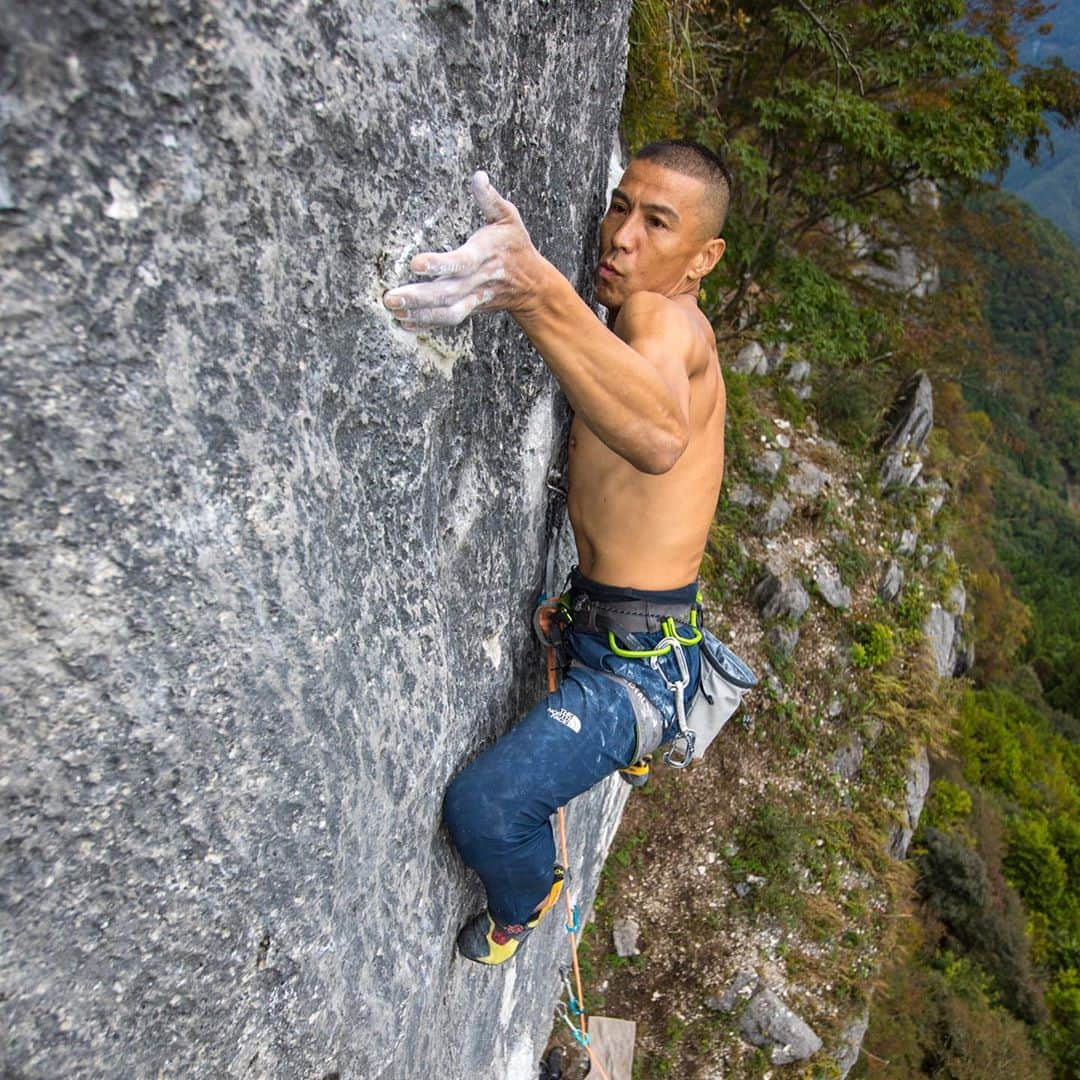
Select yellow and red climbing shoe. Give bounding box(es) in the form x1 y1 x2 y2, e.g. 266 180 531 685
619 753 652 788
457 866 566 965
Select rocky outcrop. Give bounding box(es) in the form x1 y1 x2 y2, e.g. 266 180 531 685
0 3 632 1077
878 371 934 491
888 746 931 860
752 567 811 622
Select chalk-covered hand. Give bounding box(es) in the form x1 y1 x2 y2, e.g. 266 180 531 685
383 171 542 330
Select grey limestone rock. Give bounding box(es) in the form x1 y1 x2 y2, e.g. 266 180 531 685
751 449 784 480
945 582 967 616
766 623 800 659
878 560 904 602
787 459 830 498
733 341 769 375
814 561 852 609
728 482 760 508
897 528 919 556
831 736 864 782
710 969 760 1013
888 746 931 860
879 371 934 492
757 493 793 535
834 1007 871 1077
612 917 640 958
752 569 811 623
924 603 969 679
739 987 823 1065
786 360 811 383
0 2 633 1077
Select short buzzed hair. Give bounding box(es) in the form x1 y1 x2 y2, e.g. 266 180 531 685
632 139 733 238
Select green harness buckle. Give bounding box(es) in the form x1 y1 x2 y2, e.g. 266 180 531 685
606 608 703 658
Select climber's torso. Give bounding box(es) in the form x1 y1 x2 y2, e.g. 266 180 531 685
566 297 726 591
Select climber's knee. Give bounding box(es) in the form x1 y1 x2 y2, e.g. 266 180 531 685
443 764 538 863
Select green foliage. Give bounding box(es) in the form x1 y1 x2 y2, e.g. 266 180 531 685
850 623 895 669
758 256 894 366
923 778 974 832
917 828 1045 1024
897 581 931 629
1004 815 1069 915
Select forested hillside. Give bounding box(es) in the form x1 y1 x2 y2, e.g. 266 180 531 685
552 2 1080 1076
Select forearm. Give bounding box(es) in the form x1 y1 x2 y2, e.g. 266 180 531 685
513 259 686 473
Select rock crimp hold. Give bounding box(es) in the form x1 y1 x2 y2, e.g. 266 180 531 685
878 370 934 492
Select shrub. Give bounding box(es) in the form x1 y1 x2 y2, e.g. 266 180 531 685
918 828 1045 1024
851 623 895 669
1003 815 1068 916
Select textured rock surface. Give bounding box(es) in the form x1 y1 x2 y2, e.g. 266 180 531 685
0 3 631 1077
752 567 810 623
878 371 934 492
739 987 823 1065
878 560 904 602
813 561 851 609
888 746 931 860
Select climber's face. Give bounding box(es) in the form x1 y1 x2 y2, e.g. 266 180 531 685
595 159 725 312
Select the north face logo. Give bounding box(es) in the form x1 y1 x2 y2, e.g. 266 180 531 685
548 707 581 734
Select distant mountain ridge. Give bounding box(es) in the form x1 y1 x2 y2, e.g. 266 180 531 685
1003 7 1080 245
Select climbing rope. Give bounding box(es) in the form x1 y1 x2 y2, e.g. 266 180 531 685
545 623 612 1080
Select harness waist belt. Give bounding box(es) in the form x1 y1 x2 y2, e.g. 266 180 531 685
566 568 700 637
568 597 697 636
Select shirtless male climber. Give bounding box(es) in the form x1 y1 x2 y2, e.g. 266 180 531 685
384 140 733 965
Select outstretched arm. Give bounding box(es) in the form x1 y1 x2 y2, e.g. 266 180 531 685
383 172 693 475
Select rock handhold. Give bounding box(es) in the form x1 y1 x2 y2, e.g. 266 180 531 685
733 341 769 375
878 560 904 602
739 987 824 1065
752 568 810 622
813 562 852 609
878 370 934 492
612 917 640 957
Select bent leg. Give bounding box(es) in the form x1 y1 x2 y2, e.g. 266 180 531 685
443 664 638 925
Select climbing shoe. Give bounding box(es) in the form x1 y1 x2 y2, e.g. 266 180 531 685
457 865 565 965
619 754 652 788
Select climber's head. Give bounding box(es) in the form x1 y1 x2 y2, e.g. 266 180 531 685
595 139 730 312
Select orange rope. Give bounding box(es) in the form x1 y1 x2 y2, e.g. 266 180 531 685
547 638 612 1080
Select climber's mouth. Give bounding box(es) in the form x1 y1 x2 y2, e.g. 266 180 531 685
597 262 622 281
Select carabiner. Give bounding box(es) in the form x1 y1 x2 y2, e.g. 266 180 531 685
664 729 696 769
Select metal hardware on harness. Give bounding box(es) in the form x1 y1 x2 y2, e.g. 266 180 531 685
650 637 697 769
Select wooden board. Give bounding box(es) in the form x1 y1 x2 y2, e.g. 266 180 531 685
587 1016 636 1080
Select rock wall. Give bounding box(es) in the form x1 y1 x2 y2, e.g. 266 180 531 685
0 3 631 1076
